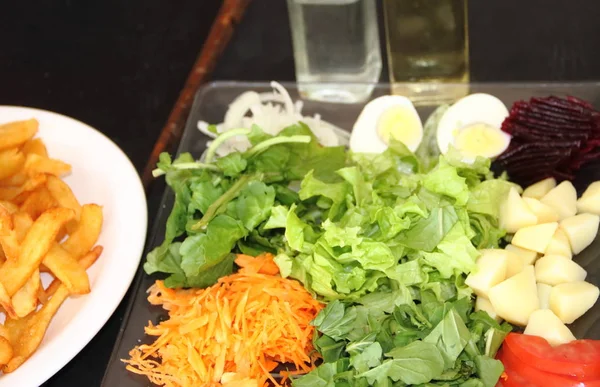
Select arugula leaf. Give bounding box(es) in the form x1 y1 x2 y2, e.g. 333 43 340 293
235 181 275 230
292 359 350 387
424 308 471 369
314 334 346 363
179 214 247 278
282 124 347 182
474 355 504 387
312 300 358 341
350 342 383 373
360 341 444 385
215 152 247 177
188 178 224 215
145 242 186 281
185 253 237 288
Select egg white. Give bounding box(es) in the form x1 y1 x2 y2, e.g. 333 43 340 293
350 95 423 153
437 93 511 159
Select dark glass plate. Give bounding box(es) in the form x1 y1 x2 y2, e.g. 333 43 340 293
101 82 600 386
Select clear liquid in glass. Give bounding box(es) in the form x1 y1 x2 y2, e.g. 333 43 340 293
287 0 382 103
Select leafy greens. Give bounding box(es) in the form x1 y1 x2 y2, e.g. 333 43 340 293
147 122 515 385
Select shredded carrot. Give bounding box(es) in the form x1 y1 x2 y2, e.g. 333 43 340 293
123 253 323 387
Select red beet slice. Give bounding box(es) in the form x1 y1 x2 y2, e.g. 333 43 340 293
494 95 600 186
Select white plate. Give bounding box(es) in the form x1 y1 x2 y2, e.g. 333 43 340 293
0 106 148 387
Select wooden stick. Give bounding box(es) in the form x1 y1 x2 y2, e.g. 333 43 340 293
142 0 253 186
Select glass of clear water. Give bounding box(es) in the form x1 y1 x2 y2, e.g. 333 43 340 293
287 0 382 103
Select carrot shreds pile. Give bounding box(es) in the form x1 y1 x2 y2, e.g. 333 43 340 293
123 253 324 387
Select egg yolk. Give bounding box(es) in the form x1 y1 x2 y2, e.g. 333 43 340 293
377 106 421 149
454 123 508 158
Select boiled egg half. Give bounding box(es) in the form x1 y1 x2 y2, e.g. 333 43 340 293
350 95 423 153
436 93 511 163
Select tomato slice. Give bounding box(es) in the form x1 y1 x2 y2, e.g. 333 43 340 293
497 345 600 387
504 333 600 380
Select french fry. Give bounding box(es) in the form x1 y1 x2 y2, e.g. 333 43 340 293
20 186 58 220
0 337 13 367
21 138 48 158
0 149 25 181
3 285 70 373
0 201 18 214
11 269 40 318
46 174 81 234
12 212 33 242
0 232 19 263
24 154 71 177
2 173 47 203
0 282 16 319
44 245 103 299
0 119 38 151
0 207 74 296
0 119 105 373
62 204 103 259
42 244 90 295
0 207 19 262
0 173 27 187
0 187 20 202
36 277 47 305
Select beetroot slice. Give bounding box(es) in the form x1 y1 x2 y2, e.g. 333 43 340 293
494 95 600 186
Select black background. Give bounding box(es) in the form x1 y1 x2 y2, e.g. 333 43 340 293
0 0 599 385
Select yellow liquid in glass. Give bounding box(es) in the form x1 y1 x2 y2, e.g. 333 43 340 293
383 0 469 103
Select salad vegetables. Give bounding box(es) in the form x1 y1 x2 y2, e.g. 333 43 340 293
126 254 323 386
129 84 600 387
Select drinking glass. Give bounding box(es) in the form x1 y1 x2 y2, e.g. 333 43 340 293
287 0 382 103
383 0 469 103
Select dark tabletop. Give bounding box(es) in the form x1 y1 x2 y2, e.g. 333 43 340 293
1 0 600 385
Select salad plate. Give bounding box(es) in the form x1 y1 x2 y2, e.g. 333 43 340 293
0 106 147 387
102 82 600 386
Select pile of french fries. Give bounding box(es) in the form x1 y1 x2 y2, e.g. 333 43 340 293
0 119 103 373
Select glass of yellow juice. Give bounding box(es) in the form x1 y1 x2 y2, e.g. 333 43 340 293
383 0 469 104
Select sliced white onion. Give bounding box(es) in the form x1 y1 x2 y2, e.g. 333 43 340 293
197 81 349 158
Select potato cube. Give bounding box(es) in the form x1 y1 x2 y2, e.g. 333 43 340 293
549 281 600 324
489 266 539 326
500 187 538 233
577 181 600 215
545 228 572 259
512 222 558 253
535 255 587 286
537 283 552 309
505 244 539 265
540 181 577 220
523 197 559 224
523 177 556 200
465 249 508 298
524 309 575 346
560 213 599 254
475 296 501 322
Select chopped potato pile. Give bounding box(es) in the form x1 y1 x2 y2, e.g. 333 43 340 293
469 177 600 346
